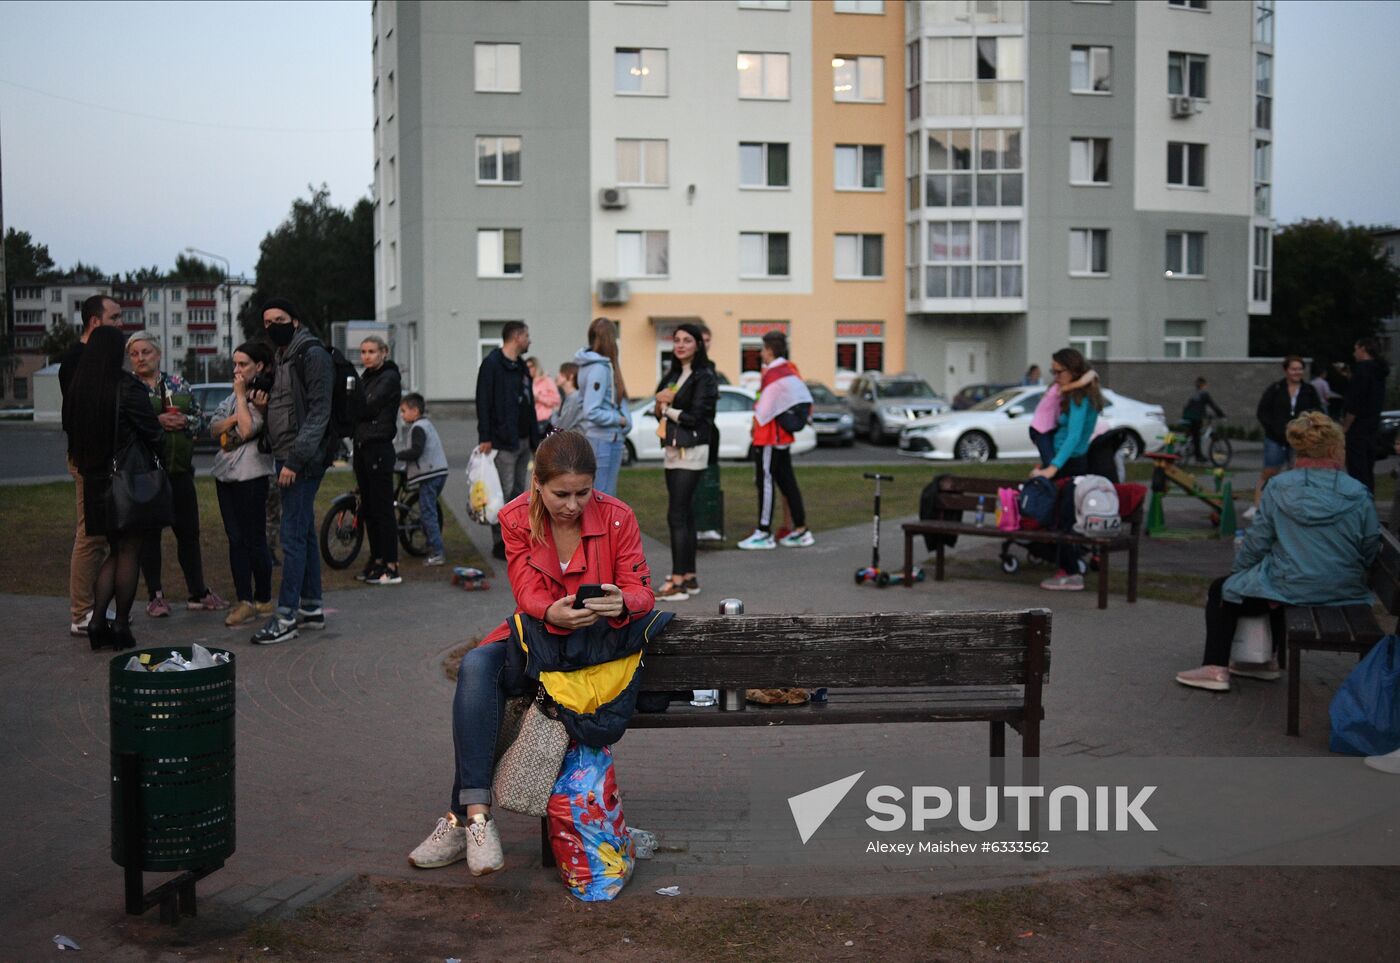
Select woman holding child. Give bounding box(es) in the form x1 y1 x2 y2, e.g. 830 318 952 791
408 431 656 875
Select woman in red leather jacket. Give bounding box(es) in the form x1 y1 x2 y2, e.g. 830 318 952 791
408 430 654 876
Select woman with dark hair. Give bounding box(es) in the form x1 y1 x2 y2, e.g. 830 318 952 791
209 341 277 627
354 334 404 584
64 326 166 650
574 317 631 496
651 323 719 601
1249 355 1322 518
407 430 655 875
1032 347 1104 592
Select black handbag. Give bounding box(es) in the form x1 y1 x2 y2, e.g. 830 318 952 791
106 387 173 533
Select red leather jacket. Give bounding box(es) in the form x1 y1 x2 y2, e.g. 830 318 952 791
481 489 655 645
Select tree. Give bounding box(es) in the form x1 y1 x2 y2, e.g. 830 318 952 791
124 265 164 284
170 254 224 282
237 185 375 341
4 228 59 283
1250 220 1400 363
40 319 81 359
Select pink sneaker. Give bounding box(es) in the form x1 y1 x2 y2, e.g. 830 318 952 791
1175 665 1230 691
188 589 229 611
146 594 171 618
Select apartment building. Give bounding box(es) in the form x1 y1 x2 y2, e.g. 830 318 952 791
377 0 1272 401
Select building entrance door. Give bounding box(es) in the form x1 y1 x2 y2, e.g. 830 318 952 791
945 340 987 395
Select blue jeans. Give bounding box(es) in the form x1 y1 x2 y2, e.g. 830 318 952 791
275 462 323 616
588 431 625 496
450 641 522 814
1029 427 1057 468
416 475 447 556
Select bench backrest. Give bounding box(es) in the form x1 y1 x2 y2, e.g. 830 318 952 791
934 474 1145 527
637 609 1051 690
1369 525 1400 616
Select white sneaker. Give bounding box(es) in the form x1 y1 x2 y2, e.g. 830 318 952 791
70 612 93 637
696 529 724 542
1039 572 1084 591
1364 747 1400 774
465 814 505 876
408 814 469 868
1243 505 1258 521
424 554 446 567
779 529 815 547
737 530 776 551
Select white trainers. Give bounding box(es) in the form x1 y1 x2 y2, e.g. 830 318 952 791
70 612 93 637
408 814 469 869
696 529 724 542
465 814 505 876
1243 505 1258 522
737 530 777 551
1039 571 1084 591
1364 747 1400 774
779 529 815 547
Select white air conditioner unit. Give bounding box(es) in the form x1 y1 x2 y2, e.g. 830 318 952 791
598 187 629 210
1170 95 1196 118
596 279 631 305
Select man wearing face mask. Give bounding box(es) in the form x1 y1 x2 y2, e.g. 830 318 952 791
252 297 335 645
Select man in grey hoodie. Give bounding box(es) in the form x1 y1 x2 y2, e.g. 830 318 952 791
252 297 335 645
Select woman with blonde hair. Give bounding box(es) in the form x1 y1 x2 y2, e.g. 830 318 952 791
407 430 655 875
573 318 631 496
1176 411 1380 692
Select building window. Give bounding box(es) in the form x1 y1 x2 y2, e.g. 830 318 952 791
1069 137 1110 185
1253 227 1272 302
976 37 1022 81
835 234 884 280
476 136 522 184
1070 45 1111 93
1069 228 1109 276
924 128 1021 207
739 232 790 278
1167 51 1208 99
1164 319 1205 358
387 156 397 204
478 321 520 364
833 55 884 102
475 42 521 93
1168 0 1208 9
1255 52 1272 130
171 289 182 302
835 0 884 11
738 0 789 8
1069 319 1109 361
148 311 161 325
172 335 183 349
615 47 668 96
388 241 399 289
739 142 789 188
1167 141 1207 188
51 312 64 326
835 144 884 190
973 220 1022 296
172 312 183 325
616 139 668 187
835 323 886 378
924 221 972 297
921 36 1024 114
478 229 523 277
1255 0 1275 44
737 52 790 99
1254 140 1271 216
1165 231 1206 278
616 230 669 278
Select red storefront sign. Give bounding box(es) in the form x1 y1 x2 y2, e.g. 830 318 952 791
835 322 884 339
739 321 789 337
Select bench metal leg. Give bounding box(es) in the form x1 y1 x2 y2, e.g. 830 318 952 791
990 720 1005 757
1287 643 1302 736
1097 550 1109 609
1127 543 1139 603
902 530 914 587
540 816 555 867
1021 716 1040 758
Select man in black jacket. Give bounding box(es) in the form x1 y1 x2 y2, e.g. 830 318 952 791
475 321 539 559
1250 355 1323 514
1343 336 1389 492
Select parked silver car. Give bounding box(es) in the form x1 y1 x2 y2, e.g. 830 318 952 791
846 373 948 444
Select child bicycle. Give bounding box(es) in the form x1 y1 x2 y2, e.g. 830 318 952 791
319 469 429 569
1174 415 1233 468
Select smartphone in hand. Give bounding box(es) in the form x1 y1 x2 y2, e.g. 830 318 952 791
572 584 606 609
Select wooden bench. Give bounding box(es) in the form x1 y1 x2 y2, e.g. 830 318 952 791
1285 525 1400 736
540 607 1051 866
900 475 1145 609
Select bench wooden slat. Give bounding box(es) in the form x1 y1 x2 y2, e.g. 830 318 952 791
658 611 1037 651
638 649 1034 689
902 520 1132 548
1314 605 1354 643
1284 606 1319 643
631 702 1035 729
1342 604 1383 642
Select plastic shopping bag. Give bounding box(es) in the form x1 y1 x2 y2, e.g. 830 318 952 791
996 486 1021 532
466 448 505 525
1329 635 1400 756
546 744 635 902
1229 616 1272 665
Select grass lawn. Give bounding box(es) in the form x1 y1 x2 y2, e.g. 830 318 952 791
0 469 481 599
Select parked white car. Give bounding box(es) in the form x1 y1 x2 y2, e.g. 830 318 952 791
624 385 817 463
897 386 1167 462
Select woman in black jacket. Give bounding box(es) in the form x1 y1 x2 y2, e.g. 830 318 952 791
651 323 719 601
1250 355 1323 514
64 326 166 650
354 335 403 584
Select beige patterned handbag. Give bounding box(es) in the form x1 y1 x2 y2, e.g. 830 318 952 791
492 693 569 817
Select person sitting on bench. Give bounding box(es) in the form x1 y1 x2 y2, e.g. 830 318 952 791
1176 411 1379 692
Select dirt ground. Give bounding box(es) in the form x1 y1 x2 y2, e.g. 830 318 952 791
120 866 1398 962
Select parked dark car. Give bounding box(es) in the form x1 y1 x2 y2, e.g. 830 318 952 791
1376 410 1400 461
806 381 854 446
951 382 1015 411
191 382 234 450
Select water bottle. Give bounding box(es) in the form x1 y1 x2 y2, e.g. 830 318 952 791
1234 528 1245 553
975 495 986 527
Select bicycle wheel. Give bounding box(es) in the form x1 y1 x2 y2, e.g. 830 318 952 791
397 490 429 557
1208 435 1233 468
319 494 364 569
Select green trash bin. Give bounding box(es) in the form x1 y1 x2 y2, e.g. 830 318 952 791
693 462 724 539
110 647 235 919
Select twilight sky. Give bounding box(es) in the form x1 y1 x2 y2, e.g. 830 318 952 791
0 0 1396 279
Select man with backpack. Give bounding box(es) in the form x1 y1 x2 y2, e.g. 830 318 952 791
252 297 340 645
